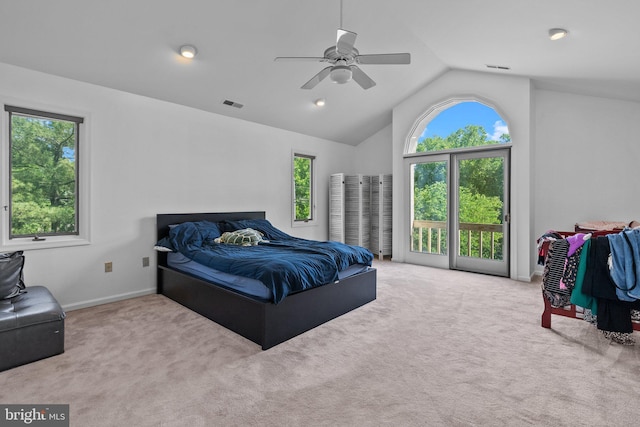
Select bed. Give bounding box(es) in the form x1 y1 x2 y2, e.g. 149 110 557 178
156 211 377 350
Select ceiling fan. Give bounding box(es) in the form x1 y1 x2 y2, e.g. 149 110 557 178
274 2 410 90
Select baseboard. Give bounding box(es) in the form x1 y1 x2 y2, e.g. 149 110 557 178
62 288 156 311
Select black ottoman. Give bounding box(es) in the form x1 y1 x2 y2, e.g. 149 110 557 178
0 286 65 372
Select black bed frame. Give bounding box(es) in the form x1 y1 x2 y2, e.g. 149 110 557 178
156 212 377 350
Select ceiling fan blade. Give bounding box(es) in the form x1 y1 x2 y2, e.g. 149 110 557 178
350 66 376 90
274 56 328 62
356 53 411 65
301 66 332 89
336 29 357 55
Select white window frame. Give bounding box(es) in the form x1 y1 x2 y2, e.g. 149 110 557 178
0 97 91 250
291 150 317 228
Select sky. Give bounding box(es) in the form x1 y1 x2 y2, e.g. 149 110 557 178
419 101 509 141
63 147 75 161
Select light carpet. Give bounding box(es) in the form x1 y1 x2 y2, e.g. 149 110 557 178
2 260 640 426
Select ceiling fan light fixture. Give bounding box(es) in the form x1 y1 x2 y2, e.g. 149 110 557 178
548 28 568 41
180 45 197 58
330 65 352 84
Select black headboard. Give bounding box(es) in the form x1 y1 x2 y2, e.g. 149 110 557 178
156 211 266 266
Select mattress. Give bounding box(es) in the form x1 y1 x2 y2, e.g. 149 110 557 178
167 251 370 301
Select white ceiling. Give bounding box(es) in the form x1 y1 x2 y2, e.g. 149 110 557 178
1 0 639 146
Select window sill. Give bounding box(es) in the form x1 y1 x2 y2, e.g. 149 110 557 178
1 235 90 251
292 220 317 228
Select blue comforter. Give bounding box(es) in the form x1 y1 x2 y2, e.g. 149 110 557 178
164 220 373 303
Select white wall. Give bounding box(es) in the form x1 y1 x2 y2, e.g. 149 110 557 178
534 89 640 240
0 62 356 310
6 60 636 309
354 124 393 174
392 69 533 281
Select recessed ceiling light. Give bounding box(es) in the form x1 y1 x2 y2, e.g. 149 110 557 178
314 98 326 107
180 45 197 59
548 28 568 41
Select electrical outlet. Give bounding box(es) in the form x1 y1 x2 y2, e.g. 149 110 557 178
104 262 113 273
142 257 150 267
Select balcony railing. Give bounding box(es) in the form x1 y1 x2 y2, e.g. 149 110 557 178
412 220 503 260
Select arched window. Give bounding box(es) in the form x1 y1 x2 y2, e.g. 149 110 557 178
406 100 510 154
403 98 511 277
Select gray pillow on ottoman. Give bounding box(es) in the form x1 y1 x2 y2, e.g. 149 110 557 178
0 251 26 299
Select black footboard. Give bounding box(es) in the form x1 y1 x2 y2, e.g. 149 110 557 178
158 266 376 349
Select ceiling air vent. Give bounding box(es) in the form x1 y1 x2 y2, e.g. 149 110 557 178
222 99 244 109
486 64 511 70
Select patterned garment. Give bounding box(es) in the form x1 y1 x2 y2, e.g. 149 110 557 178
582 309 597 325
582 307 635 345
542 239 571 307
601 330 636 346
537 231 563 265
561 246 583 291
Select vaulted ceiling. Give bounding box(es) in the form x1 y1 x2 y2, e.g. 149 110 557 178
1 0 639 145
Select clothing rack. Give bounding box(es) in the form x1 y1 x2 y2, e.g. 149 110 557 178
539 228 640 332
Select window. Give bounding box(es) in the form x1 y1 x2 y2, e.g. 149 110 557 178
407 100 510 154
404 98 511 277
292 152 315 225
2 104 88 248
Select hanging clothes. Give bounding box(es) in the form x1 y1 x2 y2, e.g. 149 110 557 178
537 231 563 265
570 239 597 315
566 232 590 257
542 239 571 308
607 228 640 301
539 229 640 345
561 246 583 291
582 236 637 335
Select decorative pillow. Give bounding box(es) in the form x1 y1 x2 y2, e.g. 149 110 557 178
215 228 267 246
153 236 175 252
0 251 26 300
169 221 222 248
222 219 291 240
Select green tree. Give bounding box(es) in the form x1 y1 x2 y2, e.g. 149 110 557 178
413 181 447 222
418 124 495 151
413 125 503 197
413 125 508 259
459 157 504 209
414 125 507 223
458 187 502 224
293 155 311 220
10 115 77 236
458 187 504 259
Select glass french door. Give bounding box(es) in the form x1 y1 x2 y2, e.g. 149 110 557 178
405 148 510 277
451 149 509 276
405 154 450 269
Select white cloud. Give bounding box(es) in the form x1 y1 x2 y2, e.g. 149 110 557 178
419 126 429 139
490 120 509 141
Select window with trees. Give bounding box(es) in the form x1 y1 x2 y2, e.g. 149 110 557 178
408 101 510 263
4 105 84 241
292 152 315 224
